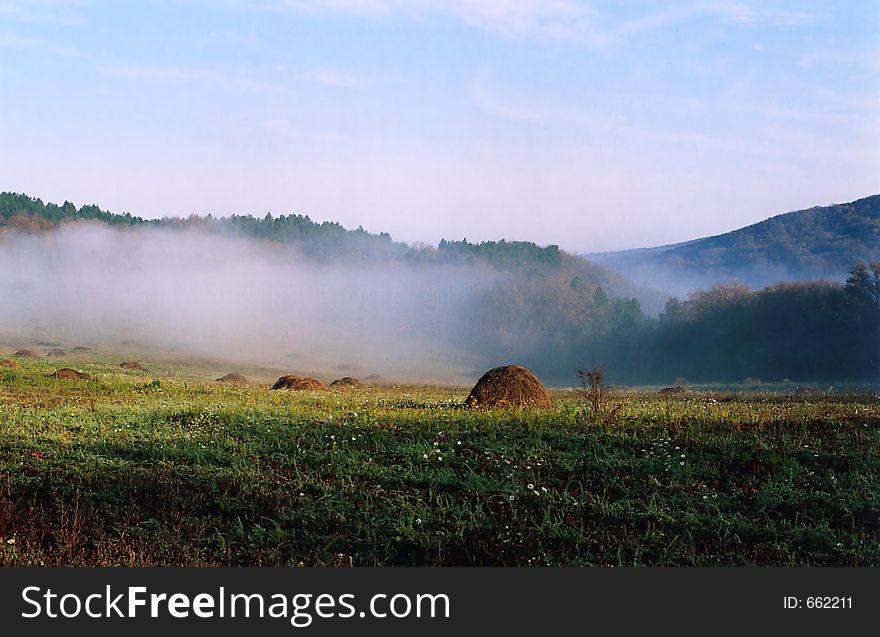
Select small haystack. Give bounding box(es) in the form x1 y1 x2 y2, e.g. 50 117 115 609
72 346 91 352
658 386 688 396
14 349 37 358
45 349 67 357
0 359 20 369
120 361 146 371
216 373 248 384
272 375 325 390
364 373 383 382
465 365 552 409
330 376 360 388
50 368 91 381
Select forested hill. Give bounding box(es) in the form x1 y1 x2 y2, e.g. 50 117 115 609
0 191 566 269
588 195 880 293
0 191 405 262
0 192 644 302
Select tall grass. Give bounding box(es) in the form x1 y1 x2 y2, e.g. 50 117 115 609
1 361 878 566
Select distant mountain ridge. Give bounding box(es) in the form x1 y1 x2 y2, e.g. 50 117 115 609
587 195 880 294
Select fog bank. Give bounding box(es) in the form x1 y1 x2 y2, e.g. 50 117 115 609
0 224 498 381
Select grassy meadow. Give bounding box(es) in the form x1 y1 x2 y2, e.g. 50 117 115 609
0 356 878 566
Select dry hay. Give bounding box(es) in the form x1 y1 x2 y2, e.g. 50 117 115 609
120 361 146 371
14 349 37 358
50 368 91 381
465 365 552 409
216 372 248 384
0 359 20 369
72 346 92 352
330 376 360 388
658 386 688 396
272 375 325 391
45 349 67 357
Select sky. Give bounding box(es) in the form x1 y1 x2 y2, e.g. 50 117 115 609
0 0 878 252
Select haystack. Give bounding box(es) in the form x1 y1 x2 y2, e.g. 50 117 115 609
216 373 248 384
465 365 552 409
50 368 91 381
272 375 325 390
658 386 687 396
14 349 37 358
72 346 91 352
330 376 360 388
45 349 67 357
120 361 146 371
0 359 19 369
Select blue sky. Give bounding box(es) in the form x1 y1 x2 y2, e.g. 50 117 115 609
0 0 877 251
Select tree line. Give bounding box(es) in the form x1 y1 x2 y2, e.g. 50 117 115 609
476 263 880 384
0 192 565 271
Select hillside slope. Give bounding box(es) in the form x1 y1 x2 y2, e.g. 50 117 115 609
588 195 880 293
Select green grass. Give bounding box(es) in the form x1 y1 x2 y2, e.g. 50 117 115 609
1 359 878 566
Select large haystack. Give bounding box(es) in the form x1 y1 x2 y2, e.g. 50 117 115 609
50 368 91 380
330 376 360 388
273 375 325 391
216 372 248 384
14 349 37 358
0 359 19 369
465 365 552 409
120 361 146 371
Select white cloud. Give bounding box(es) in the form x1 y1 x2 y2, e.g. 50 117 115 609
237 0 604 44
418 0 591 39
0 29 86 56
103 63 278 92
217 0 824 50
472 84 546 123
106 63 199 82
0 0 90 25
0 31 42 46
800 48 880 74
307 67 367 89
702 1 821 27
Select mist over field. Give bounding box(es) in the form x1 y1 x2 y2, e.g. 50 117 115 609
0 224 497 381
588 257 812 300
